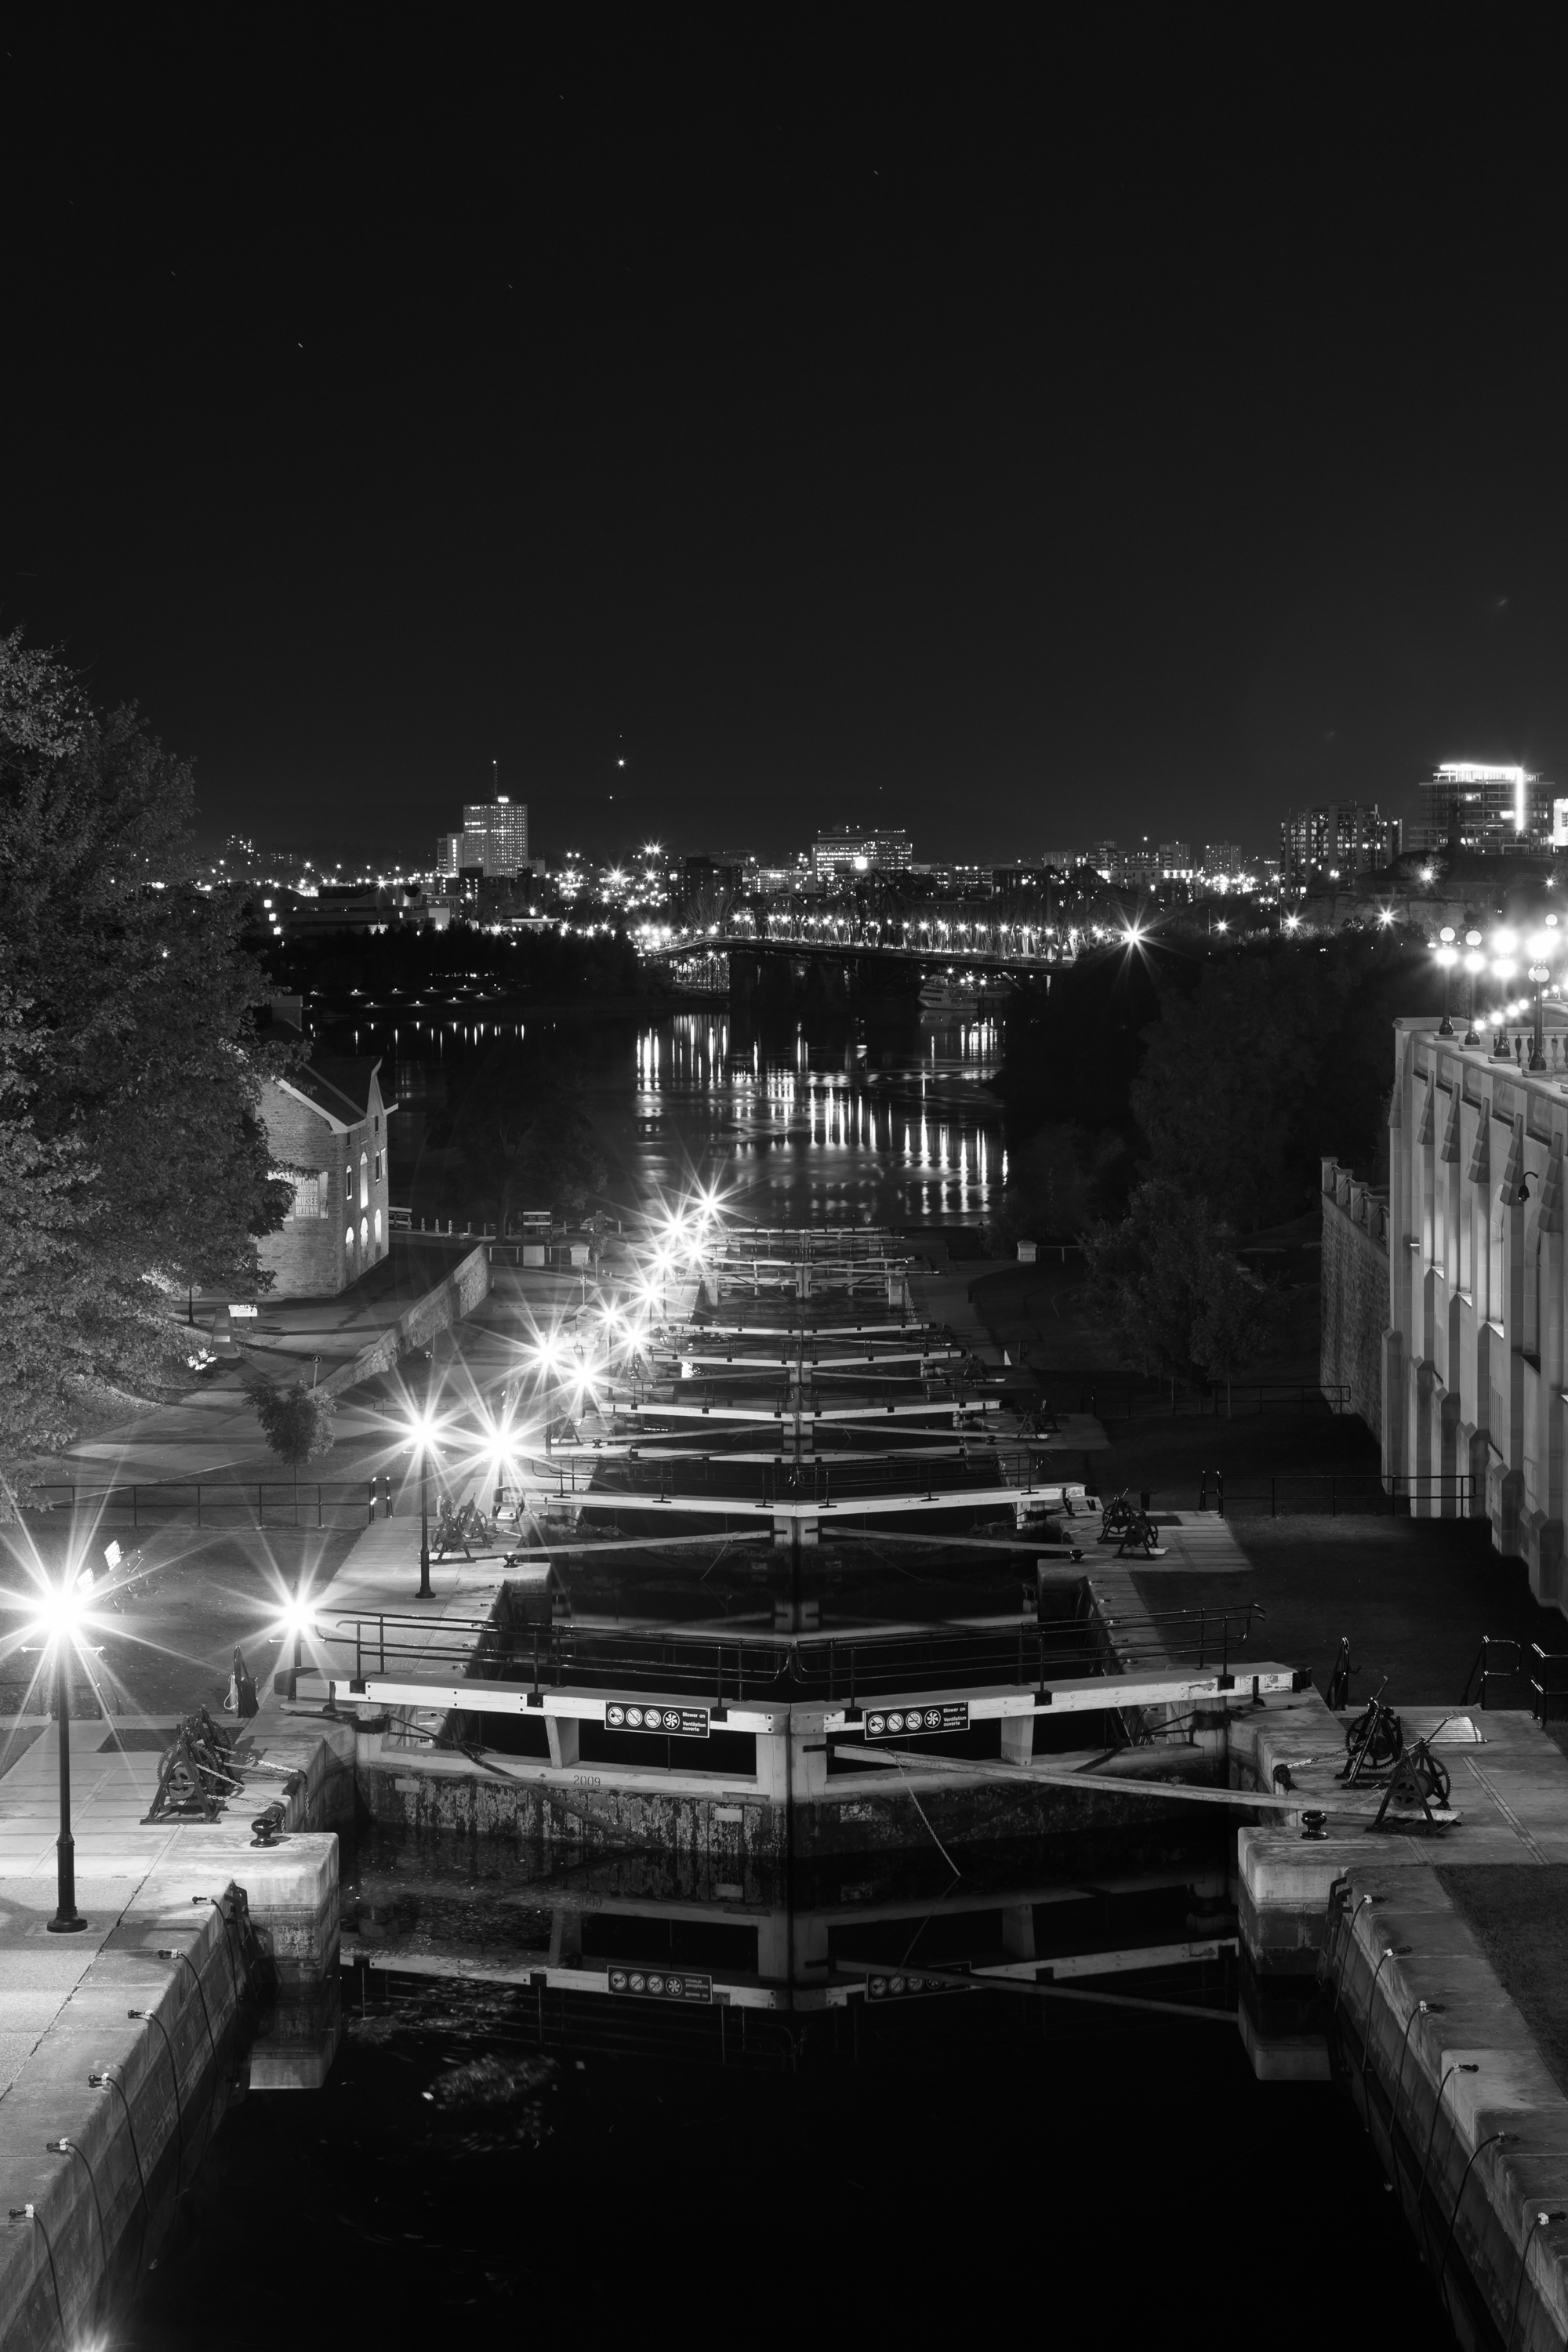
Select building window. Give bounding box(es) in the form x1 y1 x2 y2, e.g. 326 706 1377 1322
1525 1215 1542 1364
360 1215 368 1255
345 1226 355 1254
360 1148 368 1210
1460 1183 1472 1293
374 1208 382 1245
374 1151 382 1183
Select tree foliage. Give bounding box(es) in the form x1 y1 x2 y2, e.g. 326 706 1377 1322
1130 935 1439 1229
1081 1179 1279 1384
272 922 644 1002
253 1381 337 1472
430 1035 608 1232
0 631 292 1462
994 931 1442 1234
0 996 99 1458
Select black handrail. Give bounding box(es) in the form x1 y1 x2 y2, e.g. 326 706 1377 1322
1527 1641 1568 1724
1007 1374 1352 1421
18 1479 380 1530
1196 1471 1475 1518
1458 1635 1523 1710
326 1599 1261 1704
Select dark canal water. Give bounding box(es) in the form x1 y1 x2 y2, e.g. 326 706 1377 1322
121 1830 1443 2350
115 1002 1444 2344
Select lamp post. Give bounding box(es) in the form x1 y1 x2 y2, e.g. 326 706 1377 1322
45 1577 86 1935
416 1428 433 1599
1490 946 1517 1059
1463 931 1485 1046
1530 960 1552 1069
1436 927 1457 1035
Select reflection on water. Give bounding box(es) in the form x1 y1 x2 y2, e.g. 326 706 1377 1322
614 1013 1007 1226
338 1824 1243 2019
327 997 1012 1232
120 1818 1437 2349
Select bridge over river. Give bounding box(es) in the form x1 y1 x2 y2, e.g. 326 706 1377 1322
643 926 1074 998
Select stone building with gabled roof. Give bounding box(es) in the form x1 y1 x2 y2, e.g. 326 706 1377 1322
257 1054 397 1297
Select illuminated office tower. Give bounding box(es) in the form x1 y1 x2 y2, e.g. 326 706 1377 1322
461 797 530 877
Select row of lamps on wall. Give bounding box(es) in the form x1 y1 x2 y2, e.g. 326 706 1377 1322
1433 920 1565 1069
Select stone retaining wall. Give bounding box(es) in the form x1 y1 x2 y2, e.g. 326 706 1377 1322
0 1883 257 2352
1320 1156 1389 1436
1324 1866 1568 2349
317 1243 491 1398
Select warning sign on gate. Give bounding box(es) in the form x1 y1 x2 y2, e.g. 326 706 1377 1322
608 1965 713 2004
863 1701 969 1740
866 1969 961 2000
604 1700 710 1739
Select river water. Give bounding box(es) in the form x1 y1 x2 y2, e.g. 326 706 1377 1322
339 1000 1009 1231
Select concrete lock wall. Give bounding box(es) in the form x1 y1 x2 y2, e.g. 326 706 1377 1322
0 1707 355 2350
1319 1156 1389 1436
0 1884 267 2352
1323 1872 1568 2348
317 1244 492 1399
354 1745 1206 1859
358 1759 789 1861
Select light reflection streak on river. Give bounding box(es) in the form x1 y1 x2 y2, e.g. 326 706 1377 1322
626 1014 1007 1225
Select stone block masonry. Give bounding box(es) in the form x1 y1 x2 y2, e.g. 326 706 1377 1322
1385 1008 1568 1598
0 1701 352 2349
315 1243 492 1398
1319 1156 1389 1439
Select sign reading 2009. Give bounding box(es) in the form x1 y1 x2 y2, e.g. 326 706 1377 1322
605 1700 710 1739
864 1701 969 1740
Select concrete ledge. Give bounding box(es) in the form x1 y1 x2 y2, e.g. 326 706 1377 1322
0 1886 251 2352
1327 1865 1568 2347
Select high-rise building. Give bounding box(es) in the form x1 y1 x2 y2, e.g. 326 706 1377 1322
436 830 463 878
1410 763 1554 854
811 827 913 877
1112 848 1162 887
1203 841 1246 874
461 797 529 877
1158 840 1194 877
1281 802 1399 884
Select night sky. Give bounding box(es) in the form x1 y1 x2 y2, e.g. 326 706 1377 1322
5 24 1568 866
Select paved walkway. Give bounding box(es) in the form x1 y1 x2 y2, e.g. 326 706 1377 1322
907 1260 1011 1355
313 1518 514 1635
0 1719 180 1880
47 1242 494 1483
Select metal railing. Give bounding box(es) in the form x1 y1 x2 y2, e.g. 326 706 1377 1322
1023 1374 1351 1421
328 1599 1261 1705
524 1446 1084 1506
19 1479 379 1529
1195 1471 1476 1518
1527 1642 1568 1722
1459 1635 1524 1711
